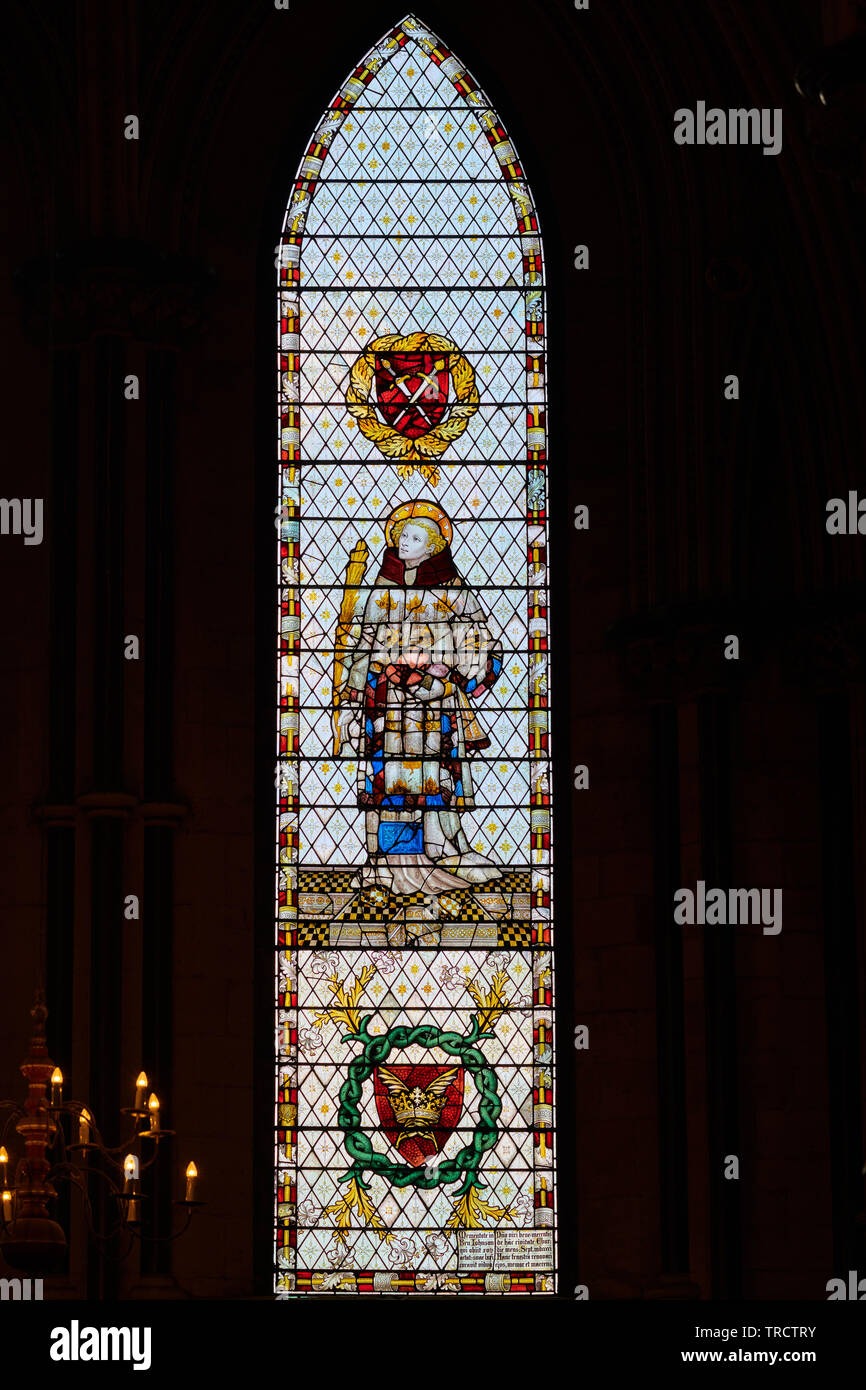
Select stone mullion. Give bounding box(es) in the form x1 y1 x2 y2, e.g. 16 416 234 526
40 347 82 1283
817 687 863 1274
648 701 695 1295
43 345 81 1072
696 692 742 1299
139 347 181 1279
85 332 128 1299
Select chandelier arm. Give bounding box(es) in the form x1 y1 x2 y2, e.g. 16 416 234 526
54 1160 195 1241
55 1109 144 1163
85 1219 138 1256
56 1160 156 1247
46 1161 121 1244
56 1155 126 1200
154 1207 195 1243
53 1100 95 1118
53 1100 102 1138
77 1144 132 1177
50 1117 68 1165
87 1225 139 1261
63 1167 102 1241
76 1176 136 1249
66 1115 111 1152
137 1147 163 1176
46 1160 89 1189
98 1133 147 1162
48 1163 91 1216
0 1106 24 1142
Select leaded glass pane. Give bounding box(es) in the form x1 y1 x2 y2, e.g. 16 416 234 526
275 14 555 1296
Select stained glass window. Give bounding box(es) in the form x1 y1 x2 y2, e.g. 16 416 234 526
274 13 555 1296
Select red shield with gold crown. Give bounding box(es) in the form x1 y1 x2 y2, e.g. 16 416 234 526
375 352 450 440
373 1062 464 1167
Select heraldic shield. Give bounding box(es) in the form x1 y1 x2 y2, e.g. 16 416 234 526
374 351 450 439
373 1062 465 1167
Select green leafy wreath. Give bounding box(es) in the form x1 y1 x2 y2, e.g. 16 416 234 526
336 1016 501 1198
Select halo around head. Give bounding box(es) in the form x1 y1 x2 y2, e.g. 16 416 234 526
384 500 453 548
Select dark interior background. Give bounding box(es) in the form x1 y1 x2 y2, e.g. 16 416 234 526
0 0 864 1299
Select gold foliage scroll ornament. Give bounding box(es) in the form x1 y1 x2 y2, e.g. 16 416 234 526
345 331 479 485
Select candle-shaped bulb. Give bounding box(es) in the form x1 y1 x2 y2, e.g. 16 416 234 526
50 1066 63 1106
123 1155 140 1224
147 1093 160 1131
1 1190 11 1221
134 1071 148 1112
0 1146 8 1169
184 1161 198 1203
78 1107 92 1146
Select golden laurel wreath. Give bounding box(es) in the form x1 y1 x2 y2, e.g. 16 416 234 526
345 331 479 485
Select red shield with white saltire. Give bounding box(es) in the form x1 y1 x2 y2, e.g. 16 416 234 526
373 1062 464 1167
375 352 450 440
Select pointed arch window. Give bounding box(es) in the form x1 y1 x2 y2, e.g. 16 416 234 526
275 14 555 1296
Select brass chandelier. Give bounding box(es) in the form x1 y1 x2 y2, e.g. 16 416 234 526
0 991 201 1274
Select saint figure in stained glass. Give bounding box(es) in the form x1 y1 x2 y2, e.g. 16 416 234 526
333 500 503 896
